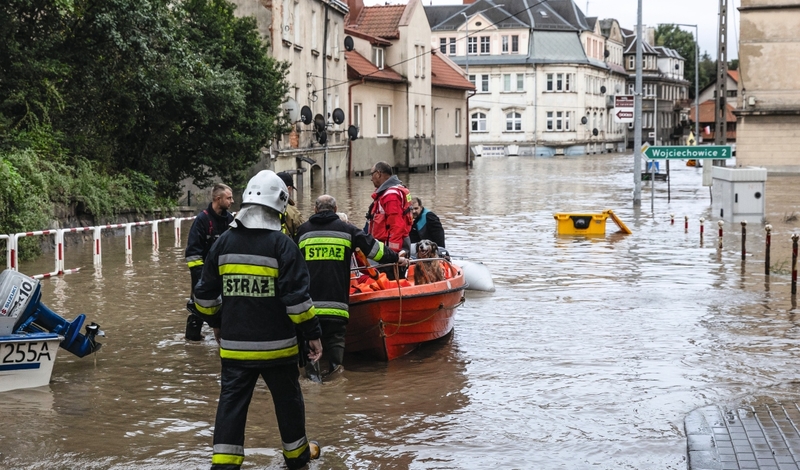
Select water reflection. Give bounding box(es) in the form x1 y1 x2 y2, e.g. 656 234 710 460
1 154 800 468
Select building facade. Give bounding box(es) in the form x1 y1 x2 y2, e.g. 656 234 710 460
345 0 472 173
734 0 800 171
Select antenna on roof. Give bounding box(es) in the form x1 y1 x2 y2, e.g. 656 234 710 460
586 1 589 15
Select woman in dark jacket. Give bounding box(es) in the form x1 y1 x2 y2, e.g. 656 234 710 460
409 197 445 248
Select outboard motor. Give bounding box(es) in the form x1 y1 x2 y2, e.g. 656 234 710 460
0 270 102 357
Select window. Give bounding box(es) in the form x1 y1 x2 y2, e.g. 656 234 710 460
414 45 425 77
293 2 300 44
516 73 524 91
556 73 562 91
546 111 571 132
503 74 511 92
455 108 461 136
468 37 477 55
627 55 634 69
470 74 489 92
506 112 521 131
378 105 390 136
502 36 509 53
311 9 318 50
546 73 553 91
480 36 490 54
511 35 519 53
353 103 361 133
471 112 487 132
449 38 456 55
414 105 420 135
440 38 447 54
373 47 384 69
421 105 426 136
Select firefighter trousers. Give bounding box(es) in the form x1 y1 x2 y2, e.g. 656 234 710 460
211 362 311 470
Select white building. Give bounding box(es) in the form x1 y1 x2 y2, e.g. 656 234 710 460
426 0 627 157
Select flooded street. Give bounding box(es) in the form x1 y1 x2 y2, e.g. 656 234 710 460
2 153 800 469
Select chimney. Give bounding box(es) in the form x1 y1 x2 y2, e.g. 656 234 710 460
347 0 364 26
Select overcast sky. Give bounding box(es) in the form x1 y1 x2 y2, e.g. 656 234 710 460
365 0 740 59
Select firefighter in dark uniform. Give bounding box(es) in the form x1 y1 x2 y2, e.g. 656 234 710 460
184 183 234 341
295 194 406 377
193 170 322 470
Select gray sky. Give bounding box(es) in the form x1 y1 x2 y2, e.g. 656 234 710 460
366 0 740 60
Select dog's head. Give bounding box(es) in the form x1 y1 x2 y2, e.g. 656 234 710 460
416 240 439 259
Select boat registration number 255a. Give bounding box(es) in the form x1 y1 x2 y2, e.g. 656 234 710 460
1 341 53 364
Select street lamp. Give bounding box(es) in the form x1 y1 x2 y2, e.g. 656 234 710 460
461 4 504 77
659 23 699 143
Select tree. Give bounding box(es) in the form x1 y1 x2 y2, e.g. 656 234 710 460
655 25 698 98
0 0 290 197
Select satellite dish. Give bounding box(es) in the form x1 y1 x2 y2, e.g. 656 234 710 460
300 106 313 125
604 49 610 58
344 36 354 52
332 108 345 125
282 98 299 122
675 63 680 70
580 116 588 125
600 85 606 94
348 125 359 140
592 128 599 136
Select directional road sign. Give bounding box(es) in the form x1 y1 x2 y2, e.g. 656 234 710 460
644 145 733 159
614 95 634 123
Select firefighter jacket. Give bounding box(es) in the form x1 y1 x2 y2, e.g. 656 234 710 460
193 226 321 368
296 211 399 322
185 203 234 283
367 175 412 252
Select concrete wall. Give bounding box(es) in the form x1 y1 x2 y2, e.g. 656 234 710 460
736 114 800 172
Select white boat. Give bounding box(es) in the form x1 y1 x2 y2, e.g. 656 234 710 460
452 258 495 292
0 270 102 392
0 332 61 392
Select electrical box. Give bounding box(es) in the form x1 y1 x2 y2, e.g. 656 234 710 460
711 167 767 223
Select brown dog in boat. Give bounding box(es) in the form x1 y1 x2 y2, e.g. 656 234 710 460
413 240 445 285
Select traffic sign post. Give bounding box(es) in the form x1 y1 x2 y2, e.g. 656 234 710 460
614 95 634 123
644 145 733 160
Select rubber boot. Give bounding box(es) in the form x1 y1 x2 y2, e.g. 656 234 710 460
184 314 204 341
305 362 322 383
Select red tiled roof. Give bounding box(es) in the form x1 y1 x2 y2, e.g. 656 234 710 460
350 5 405 40
727 70 739 83
689 99 736 123
345 50 405 83
430 52 474 91
343 26 392 47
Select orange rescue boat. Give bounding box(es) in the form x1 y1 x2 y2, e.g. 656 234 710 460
346 260 467 361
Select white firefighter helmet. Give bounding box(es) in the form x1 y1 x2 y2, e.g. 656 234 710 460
232 170 288 230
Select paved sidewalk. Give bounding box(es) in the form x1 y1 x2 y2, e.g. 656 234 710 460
686 402 800 470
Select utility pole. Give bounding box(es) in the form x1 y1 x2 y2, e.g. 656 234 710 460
714 0 728 162
633 0 643 206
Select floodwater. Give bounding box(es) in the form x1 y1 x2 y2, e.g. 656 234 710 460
2 153 800 470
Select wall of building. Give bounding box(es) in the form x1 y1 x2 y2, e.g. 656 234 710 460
737 115 800 172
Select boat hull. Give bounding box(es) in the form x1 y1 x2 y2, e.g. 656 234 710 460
0 333 61 392
346 269 466 361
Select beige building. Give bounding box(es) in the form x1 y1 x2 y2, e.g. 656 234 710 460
229 0 351 190
735 0 800 172
345 0 472 173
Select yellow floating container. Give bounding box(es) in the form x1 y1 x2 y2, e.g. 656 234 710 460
554 212 609 235
553 209 633 235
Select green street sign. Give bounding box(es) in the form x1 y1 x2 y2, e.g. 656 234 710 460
644 145 733 159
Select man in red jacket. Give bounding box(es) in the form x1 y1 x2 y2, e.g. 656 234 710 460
366 161 412 255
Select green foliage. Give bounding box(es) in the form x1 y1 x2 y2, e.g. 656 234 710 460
1 0 290 199
655 25 699 97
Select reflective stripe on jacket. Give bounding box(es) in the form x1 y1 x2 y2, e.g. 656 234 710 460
193 227 320 367
296 211 399 321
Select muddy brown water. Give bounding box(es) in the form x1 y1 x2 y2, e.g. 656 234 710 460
1 154 799 469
